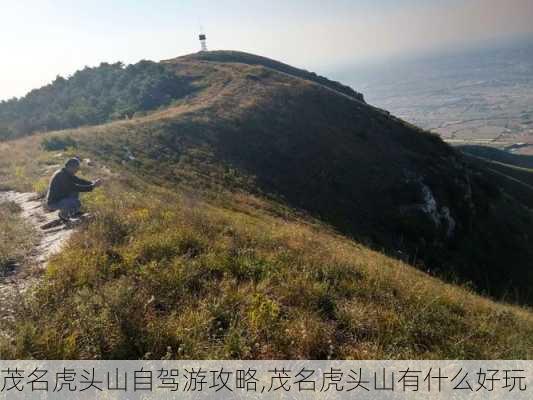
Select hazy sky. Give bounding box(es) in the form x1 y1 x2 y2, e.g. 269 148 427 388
2 0 533 100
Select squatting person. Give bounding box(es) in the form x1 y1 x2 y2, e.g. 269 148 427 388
46 157 102 220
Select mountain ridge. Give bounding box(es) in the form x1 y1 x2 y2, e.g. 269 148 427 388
1 51 533 359
166 50 366 102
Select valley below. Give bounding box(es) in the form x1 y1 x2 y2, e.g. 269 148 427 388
341 37 533 155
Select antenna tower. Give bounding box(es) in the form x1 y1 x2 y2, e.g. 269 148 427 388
199 31 207 52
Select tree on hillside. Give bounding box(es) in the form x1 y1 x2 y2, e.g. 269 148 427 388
0 61 195 140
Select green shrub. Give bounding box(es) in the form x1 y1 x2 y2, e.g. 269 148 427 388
41 135 77 151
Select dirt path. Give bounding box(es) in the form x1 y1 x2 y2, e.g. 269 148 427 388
0 191 75 330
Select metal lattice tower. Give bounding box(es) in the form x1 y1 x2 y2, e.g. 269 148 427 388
199 33 207 52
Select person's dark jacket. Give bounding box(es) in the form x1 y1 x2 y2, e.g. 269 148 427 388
46 168 95 206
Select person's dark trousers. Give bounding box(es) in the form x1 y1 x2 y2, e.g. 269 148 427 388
48 193 81 220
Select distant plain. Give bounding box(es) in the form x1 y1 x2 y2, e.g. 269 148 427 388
340 37 533 155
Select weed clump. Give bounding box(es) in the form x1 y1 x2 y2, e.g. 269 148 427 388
0 201 36 276
41 135 77 151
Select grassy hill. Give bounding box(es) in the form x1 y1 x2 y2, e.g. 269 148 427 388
0 51 532 359
458 145 533 170
42 51 533 302
458 146 533 210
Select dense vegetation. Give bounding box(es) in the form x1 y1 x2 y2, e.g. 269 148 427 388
0 61 196 140
1 139 532 359
0 51 532 359
47 51 533 304
3 51 531 303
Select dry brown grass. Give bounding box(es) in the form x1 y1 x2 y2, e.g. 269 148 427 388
0 154 531 359
1 102 532 360
0 201 36 277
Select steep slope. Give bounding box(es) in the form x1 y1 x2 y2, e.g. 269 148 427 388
458 146 533 210
1 51 532 303
78 51 533 303
1 51 533 358
458 145 533 170
1 136 533 359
